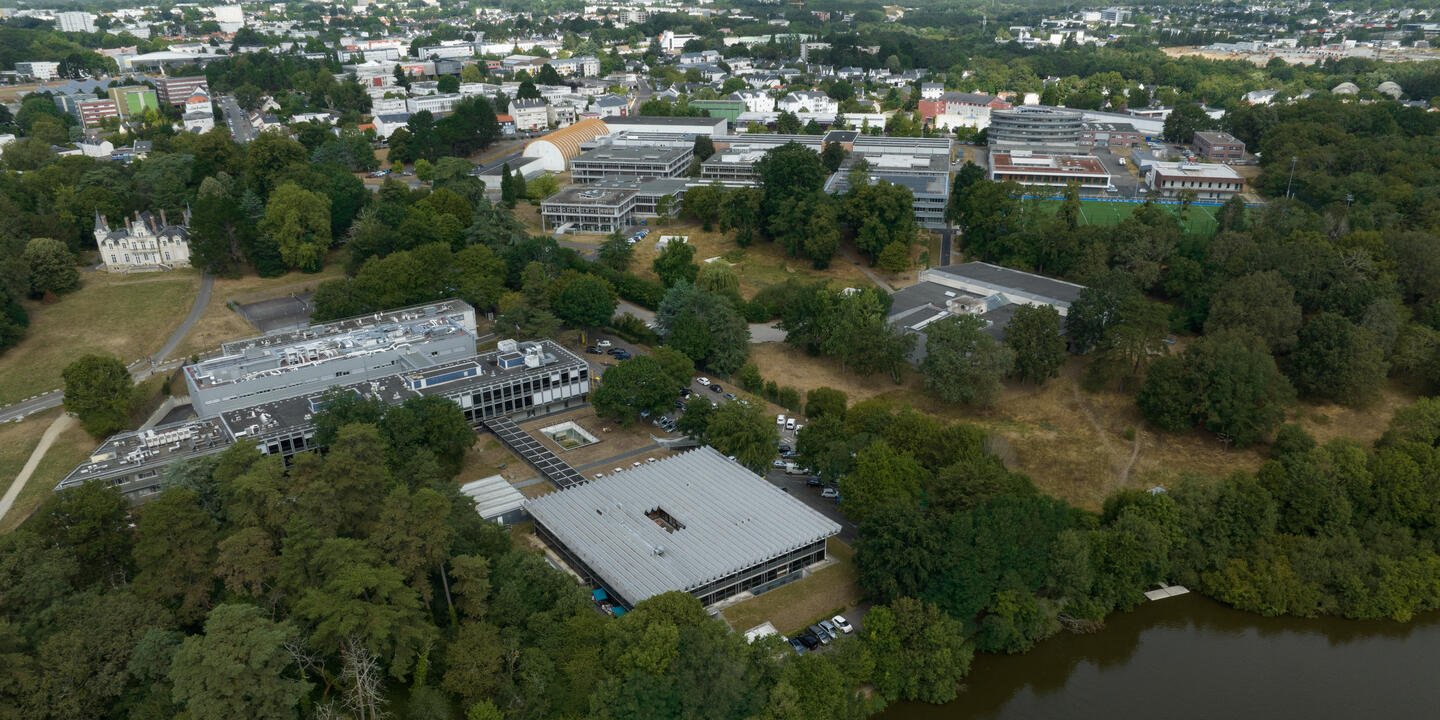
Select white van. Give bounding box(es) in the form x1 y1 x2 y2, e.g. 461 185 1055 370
785 418 796 431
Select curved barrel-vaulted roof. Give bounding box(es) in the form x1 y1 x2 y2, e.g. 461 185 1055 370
522 118 611 172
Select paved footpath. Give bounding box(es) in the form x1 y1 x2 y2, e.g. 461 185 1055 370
0 413 76 524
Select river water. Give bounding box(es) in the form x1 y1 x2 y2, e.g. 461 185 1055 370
881 593 1440 720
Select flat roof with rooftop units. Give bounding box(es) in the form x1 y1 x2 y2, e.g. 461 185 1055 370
527 447 841 609
188 300 479 418
63 324 592 503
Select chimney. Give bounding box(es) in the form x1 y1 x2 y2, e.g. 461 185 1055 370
160 208 167 226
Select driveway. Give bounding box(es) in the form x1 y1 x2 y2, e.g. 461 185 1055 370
614 301 785 343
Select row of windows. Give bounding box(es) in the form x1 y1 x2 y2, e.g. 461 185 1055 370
109 252 174 264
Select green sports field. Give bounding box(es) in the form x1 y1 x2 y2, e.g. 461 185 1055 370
1028 199 1222 235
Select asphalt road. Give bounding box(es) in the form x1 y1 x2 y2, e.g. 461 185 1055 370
217 96 257 144
0 273 213 424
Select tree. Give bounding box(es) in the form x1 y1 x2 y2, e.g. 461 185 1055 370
682 184 724 231
864 597 973 704
437 74 460 93
189 176 250 275
132 489 219 624
921 315 1015 407
839 441 924 522
821 141 846 172
1288 312 1388 406
592 356 678 424
598 231 634 271
844 180 916 263
655 282 751 375
63 353 134 437
804 387 847 421
653 239 698 287
169 604 308 720
756 142 828 221
22 237 79 297
1139 331 1294 447
441 621 506 707
1005 304 1067 384
259 183 331 272
1066 271 1142 354
1162 99 1214 143
775 110 802 134
703 401 778 473
651 346 696 388
550 271 617 328
1205 272 1302 352
770 191 841 268
692 135 715 162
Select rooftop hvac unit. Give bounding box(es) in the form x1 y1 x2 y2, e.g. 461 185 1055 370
497 338 519 353
524 346 543 368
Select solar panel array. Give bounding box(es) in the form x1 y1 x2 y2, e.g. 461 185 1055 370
483 416 586 490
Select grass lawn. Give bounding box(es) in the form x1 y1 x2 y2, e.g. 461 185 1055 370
0 415 97 533
722 538 861 636
0 270 200 406
0 409 62 501
1027 199 1221 235
173 266 346 360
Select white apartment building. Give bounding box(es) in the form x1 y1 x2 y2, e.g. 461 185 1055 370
511 99 550 131
407 93 463 114
550 56 601 77
729 90 774 113
55 11 96 33
15 61 61 81
777 91 838 115
95 210 191 272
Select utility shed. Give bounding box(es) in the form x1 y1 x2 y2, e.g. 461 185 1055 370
460 474 528 525
526 446 840 609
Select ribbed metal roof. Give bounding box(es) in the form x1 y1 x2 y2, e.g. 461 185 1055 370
525 446 840 605
460 474 526 520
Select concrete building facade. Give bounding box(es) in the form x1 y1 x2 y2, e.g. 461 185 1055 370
988 105 1085 149
570 145 692 183
1193 131 1246 163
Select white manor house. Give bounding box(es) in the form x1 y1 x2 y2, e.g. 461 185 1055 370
95 209 192 272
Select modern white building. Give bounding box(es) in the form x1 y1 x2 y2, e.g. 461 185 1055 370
14 61 61 81
729 89 775 113
95 210 191 272
55 11 96 33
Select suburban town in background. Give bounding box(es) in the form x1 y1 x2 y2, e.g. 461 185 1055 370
1 0 1439 718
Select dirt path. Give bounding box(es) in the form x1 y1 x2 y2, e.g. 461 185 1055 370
1066 376 1144 493
0 413 76 524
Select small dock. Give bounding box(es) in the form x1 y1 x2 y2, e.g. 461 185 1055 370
1144 585 1191 601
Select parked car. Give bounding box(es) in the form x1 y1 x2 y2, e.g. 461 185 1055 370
679 388 692 398
785 418 797 431
832 615 853 634
585 346 603 354
606 347 626 356
612 350 631 360
808 625 832 645
709 383 723 393
723 392 737 401
595 339 613 349
819 619 838 637
820 487 840 499
797 634 819 650
806 477 823 487
776 414 786 425
674 400 687 410
772 459 787 468
696 377 711 386
788 637 808 655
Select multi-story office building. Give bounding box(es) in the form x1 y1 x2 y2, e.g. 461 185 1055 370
406 93 463 115
988 105 1085 149
60 95 120 128
540 186 637 233
570 145 692 183
14 61 61 81
156 75 209 105
1192 131 1246 163
1082 121 1145 147
1146 161 1245 200
186 300 480 419
55 11 96 33
60 302 592 502
989 150 1112 191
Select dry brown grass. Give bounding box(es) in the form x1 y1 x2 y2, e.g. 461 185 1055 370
455 434 524 483
0 416 97 533
721 538 861 636
0 271 199 405
518 406 666 470
174 266 346 359
747 343 907 403
0 409 62 500
1288 381 1414 448
518 482 555 499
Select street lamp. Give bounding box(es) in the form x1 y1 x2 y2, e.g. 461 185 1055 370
1285 156 1297 198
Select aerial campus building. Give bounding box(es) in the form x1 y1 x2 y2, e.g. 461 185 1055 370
987 105 1085 150
60 300 592 501
527 447 841 609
